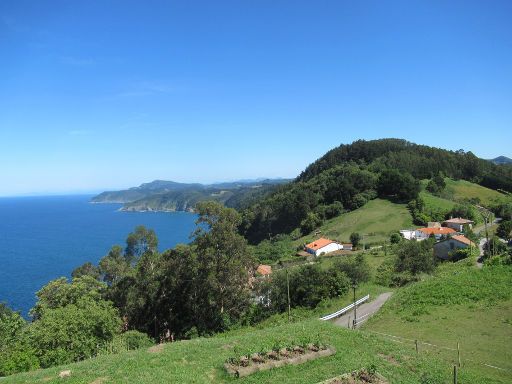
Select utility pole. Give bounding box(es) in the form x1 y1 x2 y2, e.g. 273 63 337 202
352 283 357 329
286 269 291 322
477 205 491 255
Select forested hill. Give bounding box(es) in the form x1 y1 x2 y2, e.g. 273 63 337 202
298 139 512 189
241 139 512 243
91 179 290 211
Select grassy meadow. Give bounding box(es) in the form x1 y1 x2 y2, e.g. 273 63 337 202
443 179 511 206
296 198 414 247
364 262 512 384
3 318 487 384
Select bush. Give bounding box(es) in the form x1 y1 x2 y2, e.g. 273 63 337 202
0 344 39 377
390 232 402 244
29 298 122 367
496 220 512 241
98 330 154 355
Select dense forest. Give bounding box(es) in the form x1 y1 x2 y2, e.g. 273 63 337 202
241 139 512 243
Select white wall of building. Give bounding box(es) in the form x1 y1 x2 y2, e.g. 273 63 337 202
315 242 343 256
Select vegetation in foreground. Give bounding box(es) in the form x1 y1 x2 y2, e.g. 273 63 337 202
0 319 485 384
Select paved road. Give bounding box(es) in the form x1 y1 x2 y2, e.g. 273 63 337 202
333 292 393 328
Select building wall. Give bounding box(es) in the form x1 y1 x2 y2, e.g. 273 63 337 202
444 222 473 232
315 242 343 256
433 239 468 260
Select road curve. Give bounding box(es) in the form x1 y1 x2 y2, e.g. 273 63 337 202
333 292 393 328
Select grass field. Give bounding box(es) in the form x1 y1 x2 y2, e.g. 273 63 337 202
296 198 414 247
364 262 512 384
4 317 490 384
443 178 511 206
419 190 456 212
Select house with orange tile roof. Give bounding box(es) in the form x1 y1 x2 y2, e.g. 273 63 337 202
305 237 343 256
414 227 456 241
433 235 476 259
443 217 474 232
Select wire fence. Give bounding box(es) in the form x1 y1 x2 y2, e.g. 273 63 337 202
365 329 512 375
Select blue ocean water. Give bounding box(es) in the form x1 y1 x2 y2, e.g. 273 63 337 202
0 195 197 316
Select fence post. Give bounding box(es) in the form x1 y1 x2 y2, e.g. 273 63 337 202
453 365 458 384
457 342 461 367
347 316 351 328
415 339 419 354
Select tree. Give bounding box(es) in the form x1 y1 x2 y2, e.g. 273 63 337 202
0 304 40 376
193 201 254 333
390 232 402 244
350 232 361 248
447 204 477 222
125 226 158 265
333 254 370 284
72 262 100 279
28 297 121 367
98 245 132 285
377 169 420 201
496 220 512 241
426 173 446 194
395 240 434 275
30 276 107 320
300 212 323 234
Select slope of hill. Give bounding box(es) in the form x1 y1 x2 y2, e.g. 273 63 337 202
364 262 512 384
3 318 477 384
443 178 511 206
91 179 290 211
242 139 512 243
296 198 413 246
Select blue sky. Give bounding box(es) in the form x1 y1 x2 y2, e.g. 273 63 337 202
0 0 511 196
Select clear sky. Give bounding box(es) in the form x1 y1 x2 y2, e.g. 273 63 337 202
1 0 511 196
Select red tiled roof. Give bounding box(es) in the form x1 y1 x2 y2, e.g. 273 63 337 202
451 235 475 246
256 264 272 276
305 237 334 251
418 227 456 235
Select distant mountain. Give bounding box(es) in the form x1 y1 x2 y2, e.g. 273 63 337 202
489 156 512 165
91 179 290 211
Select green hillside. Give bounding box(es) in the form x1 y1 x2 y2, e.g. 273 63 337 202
364 262 512 384
3 318 481 384
443 178 511 206
297 198 413 246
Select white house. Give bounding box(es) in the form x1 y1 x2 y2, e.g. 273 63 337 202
415 227 456 241
305 238 343 256
400 229 416 240
443 218 474 232
433 235 475 259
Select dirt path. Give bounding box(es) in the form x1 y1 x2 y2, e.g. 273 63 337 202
333 292 393 328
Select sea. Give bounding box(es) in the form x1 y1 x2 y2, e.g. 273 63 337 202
0 195 197 317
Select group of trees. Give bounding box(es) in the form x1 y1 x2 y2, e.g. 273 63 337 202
0 201 255 376
253 254 371 322
426 173 446 195
76 202 255 340
377 238 436 287
0 276 137 376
